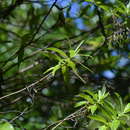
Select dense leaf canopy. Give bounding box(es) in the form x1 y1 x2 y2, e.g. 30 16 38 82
0 0 130 129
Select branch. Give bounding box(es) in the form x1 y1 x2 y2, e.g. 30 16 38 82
95 5 107 45
18 0 58 50
3 26 99 75
1 0 58 68
0 73 51 100
44 106 87 130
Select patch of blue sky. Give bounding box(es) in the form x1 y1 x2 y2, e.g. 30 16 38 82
102 70 115 79
117 57 129 67
44 0 71 7
57 0 71 7
88 5 95 14
111 50 118 56
69 2 80 18
128 44 130 50
44 0 55 5
74 18 87 30
81 1 90 7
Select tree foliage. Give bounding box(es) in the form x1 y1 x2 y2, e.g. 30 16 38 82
0 0 130 129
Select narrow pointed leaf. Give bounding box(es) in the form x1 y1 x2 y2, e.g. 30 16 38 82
99 125 107 130
0 121 14 130
52 64 60 76
124 103 130 113
79 93 94 104
75 40 84 54
47 47 68 58
109 120 120 130
75 101 87 108
88 115 108 125
89 104 97 114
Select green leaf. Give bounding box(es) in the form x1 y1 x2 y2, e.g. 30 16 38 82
61 65 68 82
44 63 61 76
100 106 112 120
109 120 120 130
88 115 108 125
124 103 130 114
77 61 93 73
99 5 111 11
83 89 97 99
98 87 109 101
69 49 76 58
116 1 126 14
79 94 94 104
75 101 87 107
51 64 61 76
47 47 68 58
0 121 14 130
85 0 93 2
67 58 86 83
43 52 62 61
99 125 108 130
75 40 84 54
89 104 97 114
79 54 93 59
115 93 124 111
126 2 130 14
67 59 77 72
103 101 116 116
43 67 54 74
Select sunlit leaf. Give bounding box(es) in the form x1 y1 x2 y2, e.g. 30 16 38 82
47 47 68 58
124 103 130 114
75 40 84 54
85 0 93 2
69 49 76 58
109 120 120 130
89 104 97 114
115 93 124 111
79 93 94 104
99 125 107 130
88 115 108 125
43 66 55 74
75 101 87 107
83 89 97 100
51 64 61 76
61 65 68 82
43 52 62 61
0 121 14 130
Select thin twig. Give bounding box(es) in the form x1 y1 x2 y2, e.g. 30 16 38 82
18 0 58 50
0 73 51 100
10 107 28 123
1 0 58 68
44 106 86 130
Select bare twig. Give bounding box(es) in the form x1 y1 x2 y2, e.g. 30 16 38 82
26 0 58 47
19 61 39 73
10 107 28 123
44 106 87 130
0 73 51 100
1 0 58 69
